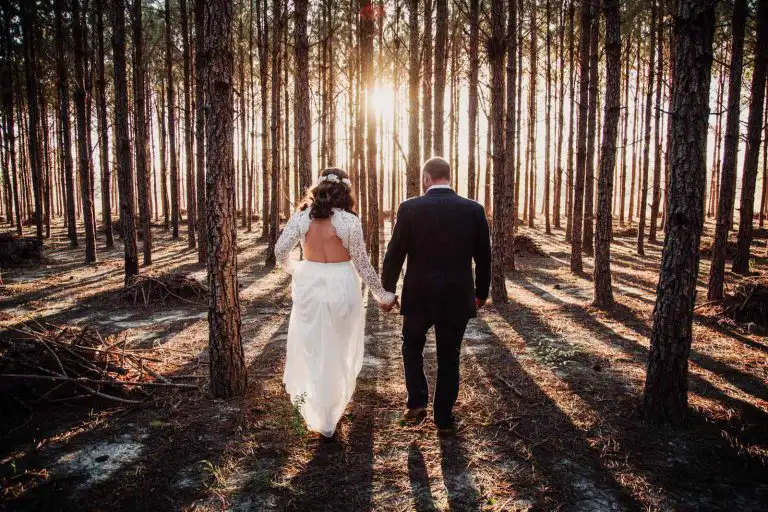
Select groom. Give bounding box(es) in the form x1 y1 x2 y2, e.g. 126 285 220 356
381 156 491 435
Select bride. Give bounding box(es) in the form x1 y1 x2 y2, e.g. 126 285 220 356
275 168 397 438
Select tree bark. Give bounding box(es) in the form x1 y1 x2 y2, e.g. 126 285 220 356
489 0 507 303
19 1 44 239
467 0 478 200
55 0 78 247
195 0 207 261
295 0 312 194
361 0 380 267
649 11 664 243
583 8 599 253
407 0 421 197
422 0 433 161
72 0 97 262
133 0 152 265
637 0 657 256
112 0 139 282
204 0 247 398
570 0 591 273
707 0 747 297
732 0 768 275
643 0 715 425
265 0 282 267
166 0 180 240
503 0 517 270
594 0 620 308
433 0 448 156
565 1 575 242
181 0 196 248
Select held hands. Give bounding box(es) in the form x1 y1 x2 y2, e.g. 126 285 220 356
380 296 400 313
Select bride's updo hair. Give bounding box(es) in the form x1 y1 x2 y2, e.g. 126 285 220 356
300 168 356 219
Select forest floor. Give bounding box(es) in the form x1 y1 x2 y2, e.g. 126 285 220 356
1 219 767 512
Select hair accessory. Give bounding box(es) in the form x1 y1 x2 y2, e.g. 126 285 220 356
318 173 351 187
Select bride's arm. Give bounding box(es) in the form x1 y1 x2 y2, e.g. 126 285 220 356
348 215 397 305
274 211 303 274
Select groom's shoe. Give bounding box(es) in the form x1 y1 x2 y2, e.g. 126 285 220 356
400 408 427 425
436 415 459 437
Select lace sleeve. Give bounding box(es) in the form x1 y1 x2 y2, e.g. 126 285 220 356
347 216 397 305
275 211 303 274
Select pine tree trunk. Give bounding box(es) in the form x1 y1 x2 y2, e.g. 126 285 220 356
361 0 380 266
619 29 631 226
19 1 43 239
643 0 716 425
503 0 517 270
583 10 598 254
72 0 97 262
1 15 21 236
649 15 664 243
265 0 282 267
570 0 591 273
295 0 312 194
258 0 270 239
637 0 657 256
708 60 725 218
553 2 565 230
204 0 247 398
422 0 433 160
195 0 207 261
434 0 448 156
593 0 620 309
158 81 170 231
407 0 421 198
55 0 78 247
180 0 196 248
732 0 768 275
544 0 552 235
112 0 139 282
467 0 478 200
238 18 248 229
165 0 180 239
706 0 747 298
527 4 537 228
565 1 575 242
489 0 507 303
133 0 152 265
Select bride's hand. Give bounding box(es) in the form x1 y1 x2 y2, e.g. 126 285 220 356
379 296 399 313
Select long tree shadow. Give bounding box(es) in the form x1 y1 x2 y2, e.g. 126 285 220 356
469 315 644 510
493 282 768 508
439 435 482 511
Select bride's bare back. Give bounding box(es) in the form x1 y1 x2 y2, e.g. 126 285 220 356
303 218 351 263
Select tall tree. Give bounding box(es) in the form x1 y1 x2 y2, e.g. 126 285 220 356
195 0 206 261
181 0 196 247
166 0 180 239
112 0 139 282
72 0 97 262
133 0 152 265
434 0 448 155
407 0 420 197
642 0 716 425
422 0 433 161
733 0 768 274
362 0 380 266
205 0 247 398
503 0 517 270
19 0 44 239
593 0 620 308
570 0 592 273
582 6 599 253
636 0 657 256
55 0 78 247
265 0 282 266
489 0 507 303
707 0 747 298
295 0 312 194
467 0 478 200
648 12 665 243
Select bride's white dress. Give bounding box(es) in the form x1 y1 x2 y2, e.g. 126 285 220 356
275 207 395 437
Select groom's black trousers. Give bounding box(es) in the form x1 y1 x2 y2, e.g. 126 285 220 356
402 314 468 428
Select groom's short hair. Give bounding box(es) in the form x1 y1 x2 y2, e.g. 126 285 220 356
422 157 451 181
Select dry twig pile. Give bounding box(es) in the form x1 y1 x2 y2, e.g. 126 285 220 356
0 232 43 266
513 234 548 257
121 272 207 306
0 322 200 404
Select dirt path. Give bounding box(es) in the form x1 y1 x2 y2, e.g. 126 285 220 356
1 225 767 511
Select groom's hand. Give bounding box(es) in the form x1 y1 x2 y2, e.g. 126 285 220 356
380 297 399 313
475 297 487 310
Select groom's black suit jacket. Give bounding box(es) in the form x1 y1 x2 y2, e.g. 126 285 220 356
382 188 491 320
